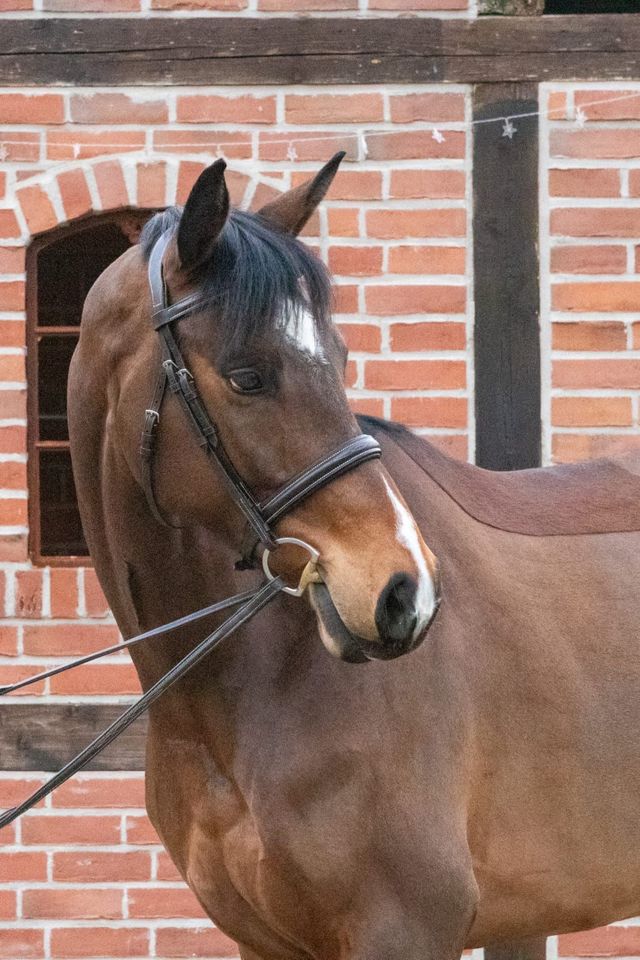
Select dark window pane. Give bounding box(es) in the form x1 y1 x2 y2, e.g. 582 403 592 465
37 335 77 441
546 0 640 11
39 450 89 557
36 221 131 327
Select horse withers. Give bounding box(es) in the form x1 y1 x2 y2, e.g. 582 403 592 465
68 155 640 960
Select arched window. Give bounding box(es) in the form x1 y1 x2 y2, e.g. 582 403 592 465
27 212 151 564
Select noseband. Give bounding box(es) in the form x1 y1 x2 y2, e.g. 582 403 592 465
140 229 381 566
0 229 383 830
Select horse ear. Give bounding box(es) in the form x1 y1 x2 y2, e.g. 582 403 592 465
257 151 346 236
177 158 229 271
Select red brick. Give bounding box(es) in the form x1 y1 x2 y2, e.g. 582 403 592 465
390 169 465 200
0 891 18 919
0 322 27 348
44 0 139 7
0 534 27 561
337 323 381 352
57 168 93 221
47 130 145 161
632 322 640 349
24 888 122 920
0 247 25 273
251 180 284 210
15 570 43 618
365 360 466 391
547 92 568 120
0 0 32 8
178 94 276 125
0 777 45 807
51 927 149 959
0 497 26 526
553 281 640 312
552 207 640 238
389 245 466 275
369 0 467 7
128 887 207 919
93 159 130 210
293 169 382 201
0 351 25 379
326 207 360 238
259 0 353 9
0 625 18 655
367 208 466 239
53 850 151 882
391 396 467 428
50 662 141 695
0 851 47 881
553 359 640 389
389 93 465 123
366 131 465 161
348 397 384 418
156 927 239 958
259 132 357 162
22 814 121 845
551 129 640 160
0 384 24 421
17 185 59 236
549 168 621 197
575 90 640 121
49 567 78 618
286 94 383 125
366 284 465 316
334 284 358 314
125 814 161 844
627 169 640 197
153 0 245 7
157 851 183 881
553 433 640 463
328 245 382 277
559 925 640 956
136 162 167 208
84 568 110 617
0 664 43 696
0 209 21 240
0 132 39 163
0 94 64 125
552 396 632 427
0 929 43 960
23 623 120 656
551 244 627 275
390 321 466 351
552 321 627 352
70 93 167 124
0 461 26 491
154 130 251 158
0 425 25 456
53 774 145 808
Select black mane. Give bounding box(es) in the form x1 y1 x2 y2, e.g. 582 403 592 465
141 206 333 355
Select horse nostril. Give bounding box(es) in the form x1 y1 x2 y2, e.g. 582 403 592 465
375 573 419 646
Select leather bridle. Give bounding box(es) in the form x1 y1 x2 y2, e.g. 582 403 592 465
140 229 382 566
0 228 384 828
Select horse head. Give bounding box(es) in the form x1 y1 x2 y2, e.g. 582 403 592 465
105 155 440 662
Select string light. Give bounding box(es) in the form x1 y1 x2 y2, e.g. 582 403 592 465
1 88 640 167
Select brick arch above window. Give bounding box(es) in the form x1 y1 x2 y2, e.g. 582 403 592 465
7 153 286 243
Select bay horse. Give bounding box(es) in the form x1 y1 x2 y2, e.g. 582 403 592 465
68 154 640 960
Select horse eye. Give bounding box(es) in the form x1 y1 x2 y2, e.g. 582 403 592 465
228 369 264 394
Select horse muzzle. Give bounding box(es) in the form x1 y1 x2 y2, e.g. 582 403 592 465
309 573 441 663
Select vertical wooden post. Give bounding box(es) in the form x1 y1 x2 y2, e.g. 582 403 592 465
472 82 541 471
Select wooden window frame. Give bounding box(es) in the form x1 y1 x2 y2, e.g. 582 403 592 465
26 211 151 567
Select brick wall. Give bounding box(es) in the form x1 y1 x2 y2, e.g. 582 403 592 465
541 82 640 465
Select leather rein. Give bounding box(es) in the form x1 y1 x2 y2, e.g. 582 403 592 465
0 229 381 829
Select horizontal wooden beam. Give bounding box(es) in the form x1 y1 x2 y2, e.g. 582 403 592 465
3 15 640 85
0 703 146 771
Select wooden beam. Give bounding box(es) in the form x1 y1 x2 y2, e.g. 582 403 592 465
486 939 548 960
473 82 541 471
0 703 146 770
478 0 543 15
3 16 640 85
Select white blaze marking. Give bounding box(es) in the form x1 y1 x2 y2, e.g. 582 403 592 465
281 301 324 359
383 477 437 637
